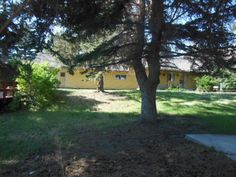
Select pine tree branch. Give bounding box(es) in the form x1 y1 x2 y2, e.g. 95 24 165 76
0 0 31 34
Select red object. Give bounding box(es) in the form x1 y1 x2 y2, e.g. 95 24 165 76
0 81 17 102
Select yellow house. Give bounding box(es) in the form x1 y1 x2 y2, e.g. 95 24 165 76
58 67 198 90
36 53 199 90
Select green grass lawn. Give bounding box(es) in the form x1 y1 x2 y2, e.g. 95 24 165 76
0 89 236 166
0 90 137 166
119 90 236 134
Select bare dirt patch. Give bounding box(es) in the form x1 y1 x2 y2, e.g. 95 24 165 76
68 90 139 112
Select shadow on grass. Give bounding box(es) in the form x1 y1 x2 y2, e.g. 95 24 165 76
52 90 108 112
110 91 142 103
156 91 236 102
115 90 236 102
0 111 137 159
1 90 236 176
56 89 72 96
0 110 139 176
115 90 236 134
159 100 236 134
1 112 236 177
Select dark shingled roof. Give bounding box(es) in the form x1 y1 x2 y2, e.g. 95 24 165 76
161 58 201 72
35 53 200 72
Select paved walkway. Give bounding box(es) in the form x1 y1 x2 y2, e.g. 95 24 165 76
186 134 236 161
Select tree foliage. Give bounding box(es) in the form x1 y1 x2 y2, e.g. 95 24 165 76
0 0 55 62
28 0 235 70
1 0 235 70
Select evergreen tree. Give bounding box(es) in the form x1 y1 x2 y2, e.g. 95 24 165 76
2 0 236 121
0 0 54 62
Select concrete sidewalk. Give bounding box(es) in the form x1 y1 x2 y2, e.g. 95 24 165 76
186 134 236 161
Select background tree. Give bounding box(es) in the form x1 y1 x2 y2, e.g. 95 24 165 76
51 35 105 92
84 70 105 92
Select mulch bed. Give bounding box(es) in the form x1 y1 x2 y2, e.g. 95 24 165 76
1 118 236 177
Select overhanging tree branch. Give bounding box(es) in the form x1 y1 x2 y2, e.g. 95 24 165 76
0 0 31 34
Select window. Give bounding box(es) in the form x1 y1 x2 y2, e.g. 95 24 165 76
60 72 65 77
115 75 127 80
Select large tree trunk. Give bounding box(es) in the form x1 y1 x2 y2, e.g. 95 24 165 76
133 56 159 121
132 0 164 122
140 83 158 121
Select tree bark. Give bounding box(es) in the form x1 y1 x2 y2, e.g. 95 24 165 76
140 83 158 121
97 75 104 92
132 0 164 122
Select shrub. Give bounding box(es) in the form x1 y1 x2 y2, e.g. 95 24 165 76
195 75 219 92
9 62 59 110
221 71 236 91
